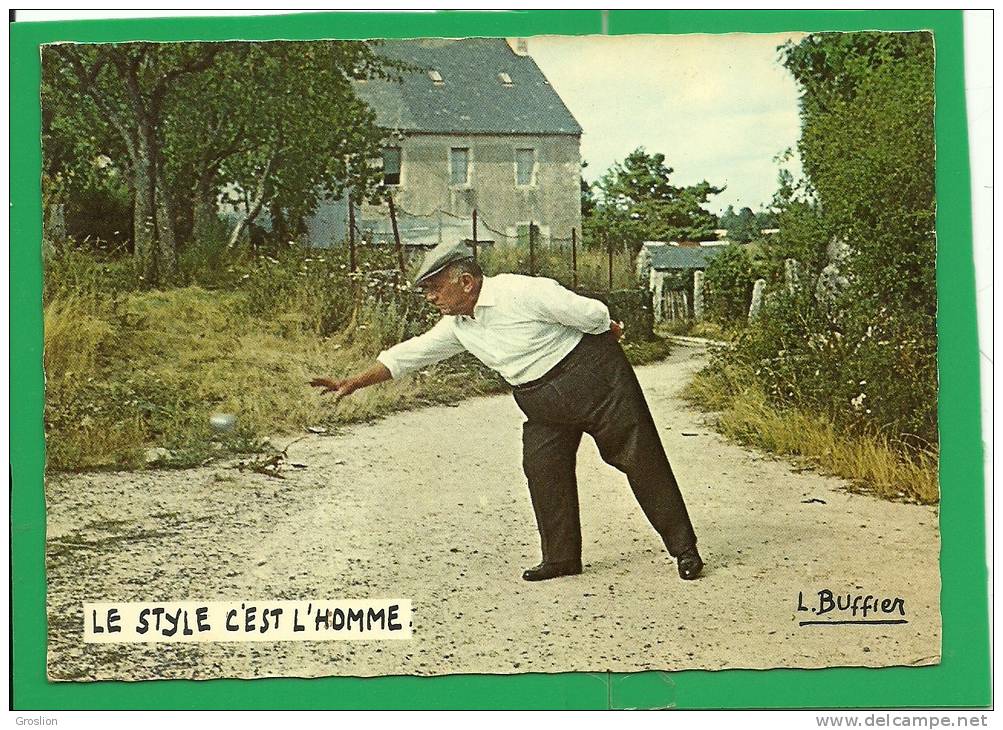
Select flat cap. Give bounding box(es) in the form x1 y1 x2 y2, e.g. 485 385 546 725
414 240 473 285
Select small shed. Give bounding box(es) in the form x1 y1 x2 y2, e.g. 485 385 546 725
636 241 727 321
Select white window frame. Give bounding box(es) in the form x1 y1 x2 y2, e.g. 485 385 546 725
514 147 537 188
449 146 472 188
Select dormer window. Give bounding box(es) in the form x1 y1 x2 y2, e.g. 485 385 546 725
498 72 513 86
428 69 444 84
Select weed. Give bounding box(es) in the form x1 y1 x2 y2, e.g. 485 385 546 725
683 365 938 504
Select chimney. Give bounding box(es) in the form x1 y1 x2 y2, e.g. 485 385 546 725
506 37 529 56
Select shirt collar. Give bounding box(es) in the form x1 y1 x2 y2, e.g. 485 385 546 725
473 275 498 310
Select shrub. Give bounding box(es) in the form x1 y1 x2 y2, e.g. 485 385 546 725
687 32 939 495
683 361 938 504
718 287 937 450
703 244 756 324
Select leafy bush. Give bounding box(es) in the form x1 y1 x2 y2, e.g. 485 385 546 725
572 288 654 341
683 355 937 504
63 178 133 250
687 32 938 498
702 244 757 324
720 288 937 448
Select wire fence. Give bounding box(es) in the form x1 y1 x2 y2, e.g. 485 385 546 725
342 195 638 293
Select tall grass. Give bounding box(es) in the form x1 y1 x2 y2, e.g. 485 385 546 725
683 360 939 504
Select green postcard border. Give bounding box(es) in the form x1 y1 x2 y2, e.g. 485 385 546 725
10 9 989 710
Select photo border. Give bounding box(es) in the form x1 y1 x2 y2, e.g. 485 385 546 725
10 9 989 710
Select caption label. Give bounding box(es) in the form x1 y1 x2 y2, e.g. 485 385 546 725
83 599 412 643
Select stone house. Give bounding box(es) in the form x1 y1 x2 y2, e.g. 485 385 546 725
304 37 583 249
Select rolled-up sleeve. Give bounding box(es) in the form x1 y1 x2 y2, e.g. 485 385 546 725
376 317 466 379
523 278 611 334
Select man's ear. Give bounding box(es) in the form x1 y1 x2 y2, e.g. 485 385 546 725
460 272 475 291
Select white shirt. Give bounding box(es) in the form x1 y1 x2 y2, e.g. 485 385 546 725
377 273 612 385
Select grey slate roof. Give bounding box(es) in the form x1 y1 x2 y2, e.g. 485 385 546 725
644 243 727 270
354 38 582 136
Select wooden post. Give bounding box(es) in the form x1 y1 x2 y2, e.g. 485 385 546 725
571 227 578 290
472 209 478 262
348 199 357 273
693 270 705 321
387 194 406 274
529 221 536 276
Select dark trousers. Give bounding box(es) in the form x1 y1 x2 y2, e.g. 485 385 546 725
512 333 697 564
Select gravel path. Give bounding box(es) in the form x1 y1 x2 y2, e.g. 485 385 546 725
45 340 941 680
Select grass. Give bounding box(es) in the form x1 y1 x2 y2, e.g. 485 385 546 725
43 244 672 473
656 319 729 341
682 361 939 504
44 285 505 471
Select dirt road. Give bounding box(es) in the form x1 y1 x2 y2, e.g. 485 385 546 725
45 340 941 680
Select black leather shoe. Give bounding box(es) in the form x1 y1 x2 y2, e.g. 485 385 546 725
677 547 704 580
522 559 583 582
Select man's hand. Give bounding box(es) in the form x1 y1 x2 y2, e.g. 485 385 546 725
609 320 625 342
309 376 358 401
309 362 392 402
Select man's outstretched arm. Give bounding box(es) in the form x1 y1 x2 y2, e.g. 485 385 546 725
310 362 392 401
311 317 465 400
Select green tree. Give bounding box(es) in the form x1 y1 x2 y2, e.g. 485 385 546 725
781 31 935 315
754 209 778 230
703 244 756 324
719 204 777 243
728 31 938 445
728 206 759 243
718 205 737 230
45 43 224 282
586 148 723 252
43 40 392 283
180 41 390 250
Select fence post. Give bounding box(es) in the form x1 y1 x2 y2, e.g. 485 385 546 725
749 278 766 321
387 194 406 275
472 209 478 262
529 221 536 275
651 272 664 322
693 270 705 321
348 199 357 273
571 227 578 290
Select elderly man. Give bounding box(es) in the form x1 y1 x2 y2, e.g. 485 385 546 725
310 240 703 582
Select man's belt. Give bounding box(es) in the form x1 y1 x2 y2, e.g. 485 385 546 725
511 338 585 391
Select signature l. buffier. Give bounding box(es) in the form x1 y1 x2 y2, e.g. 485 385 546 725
796 589 907 626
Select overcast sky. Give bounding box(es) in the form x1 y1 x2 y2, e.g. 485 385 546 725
528 33 807 214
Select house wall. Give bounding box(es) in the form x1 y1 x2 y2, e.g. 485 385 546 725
356 132 582 248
